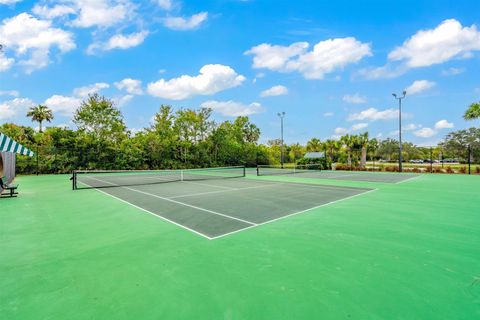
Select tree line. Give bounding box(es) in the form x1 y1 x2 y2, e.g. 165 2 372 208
1 93 479 174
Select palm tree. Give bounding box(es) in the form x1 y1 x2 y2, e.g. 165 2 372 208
306 138 322 152
27 105 54 132
340 134 357 168
368 138 379 171
357 132 369 169
324 139 339 163
464 102 480 122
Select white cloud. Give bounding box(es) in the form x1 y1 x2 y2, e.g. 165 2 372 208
114 94 134 107
70 0 131 28
87 31 148 54
343 93 367 104
323 112 334 117
73 82 110 97
0 0 22 4
351 123 368 131
404 123 419 131
32 4 76 19
0 98 35 120
405 80 435 95
347 107 398 121
157 0 173 10
245 37 371 79
163 12 208 30
200 100 264 117
0 52 14 71
114 78 143 95
434 119 454 130
334 127 348 135
414 127 436 138
147 64 245 100
357 64 407 80
441 67 464 76
260 85 288 97
389 19 480 68
246 42 308 71
0 13 75 72
43 95 82 116
0 90 19 97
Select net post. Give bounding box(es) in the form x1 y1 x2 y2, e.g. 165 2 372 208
243 166 246 177
72 170 76 190
256 165 260 176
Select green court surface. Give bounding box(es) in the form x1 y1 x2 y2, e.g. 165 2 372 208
1 173 480 319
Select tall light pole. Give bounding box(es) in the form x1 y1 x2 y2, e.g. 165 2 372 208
392 91 406 172
277 112 285 168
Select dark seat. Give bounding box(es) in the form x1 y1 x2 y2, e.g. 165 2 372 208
0 177 18 198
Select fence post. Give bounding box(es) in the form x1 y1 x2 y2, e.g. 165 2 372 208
468 145 471 175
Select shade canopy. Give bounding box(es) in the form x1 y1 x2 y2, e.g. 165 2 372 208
0 132 34 157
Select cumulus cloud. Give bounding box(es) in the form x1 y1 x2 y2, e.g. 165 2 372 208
73 82 110 97
343 93 367 104
157 0 173 10
405 80 435 95
87 31 148 54
0 52 14 71
69 0 132 28
434 119 454 129
404 123 419 131
114 78 143 95
441 67 464 76
0 90 19 97
147 64 245 100
389 19 480 68
0 98 35 120
43 95 82 116
245 37 371 79
0 13 75 72
200 100 264 117
163 12 208 30
351 123 368 131
0 0 22 4
260 85 288 97
114 94 134 107
414 127 436 138
347 107 398 121
334 127 348 135
32 4 76 19
323 112 334 117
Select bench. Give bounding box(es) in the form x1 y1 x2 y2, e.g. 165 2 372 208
0 177 18 198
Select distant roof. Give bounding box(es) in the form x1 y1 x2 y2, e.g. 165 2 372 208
304 152 325 159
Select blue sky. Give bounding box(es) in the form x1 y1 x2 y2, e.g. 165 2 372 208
1 0 479 145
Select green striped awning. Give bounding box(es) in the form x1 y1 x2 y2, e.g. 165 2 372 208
0 132 34 157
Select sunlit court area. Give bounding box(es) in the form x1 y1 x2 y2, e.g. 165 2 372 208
2 1 480 319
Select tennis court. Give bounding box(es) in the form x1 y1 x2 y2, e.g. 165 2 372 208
257 165 418 183
74 167 373 239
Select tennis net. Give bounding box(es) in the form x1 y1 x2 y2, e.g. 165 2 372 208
72 166 246 190
256 164 322 176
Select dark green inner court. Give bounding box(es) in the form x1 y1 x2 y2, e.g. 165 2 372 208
1 173 479 319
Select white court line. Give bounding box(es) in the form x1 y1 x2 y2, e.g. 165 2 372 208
180 180 236 190
141 174 237 190
76 180 214 240
78 176 377 240
86 176 257 226
210 188 379 240
395 174 423 184
169 183 278 199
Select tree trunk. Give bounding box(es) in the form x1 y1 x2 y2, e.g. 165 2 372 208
39 121 43 133
347 151 352 168
360 146 367 168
